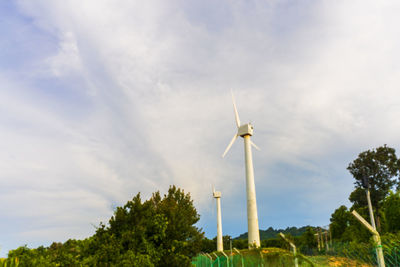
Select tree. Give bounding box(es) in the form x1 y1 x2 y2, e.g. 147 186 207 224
211 235 232 252
330 205 351 240
232 239 248 250
88 186 203 267
6 245 52 267
383 191 400 233
347 145 400 229
200 237 215 253
298 227 317 253
329 205 373 243
154 186 204 266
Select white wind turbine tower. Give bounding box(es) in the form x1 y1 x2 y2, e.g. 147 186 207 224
213 186 223 252
222 91 261 248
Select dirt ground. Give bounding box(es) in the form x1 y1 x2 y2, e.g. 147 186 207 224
308 255 373 267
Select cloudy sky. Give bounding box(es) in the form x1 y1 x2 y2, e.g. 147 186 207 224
1 0 400 256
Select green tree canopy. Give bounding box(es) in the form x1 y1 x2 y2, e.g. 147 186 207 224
88 185 203 266
347 145 400 211
330 205 351 240
383 191 400 233
298 227 317 252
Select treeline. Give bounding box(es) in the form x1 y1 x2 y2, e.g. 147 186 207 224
329 145 400 243
3 186 204 267
235 226 318 240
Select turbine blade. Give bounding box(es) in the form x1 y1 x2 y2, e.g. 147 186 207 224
222 134 238 158
251 140 261 151
231 90 241 128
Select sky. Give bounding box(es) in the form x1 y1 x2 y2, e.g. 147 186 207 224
1 0 400 257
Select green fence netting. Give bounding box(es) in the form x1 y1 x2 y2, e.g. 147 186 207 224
192 249 313 267
321 239 400 266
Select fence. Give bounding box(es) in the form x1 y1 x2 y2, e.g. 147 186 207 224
382 238 400 267
192 239 400 267
307 238 400 267
192 248 313 267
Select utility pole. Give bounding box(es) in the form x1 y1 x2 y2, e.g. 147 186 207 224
362 169 377 230
361 167 384 266
315 233 320 251
319 229 323 251
352 210 385 267
324 231 329 251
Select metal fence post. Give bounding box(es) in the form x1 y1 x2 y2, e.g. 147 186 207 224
212 252 220 267
234 248 244 267
221 251 229 267
204 253 212 267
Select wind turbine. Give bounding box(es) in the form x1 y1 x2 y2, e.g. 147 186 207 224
222 91 261 248
213 186 223 252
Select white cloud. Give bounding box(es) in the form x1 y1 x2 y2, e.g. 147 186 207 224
46 31 83 77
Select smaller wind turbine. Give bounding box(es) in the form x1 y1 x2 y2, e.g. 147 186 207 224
213 186 223 252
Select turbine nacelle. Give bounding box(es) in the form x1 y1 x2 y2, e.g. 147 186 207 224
238 123 254 137
213 191 221 198
212 186 221 198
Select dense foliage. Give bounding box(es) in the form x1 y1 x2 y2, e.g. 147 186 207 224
4 186 204 266
382 191 400 233
347 144 400 229
235 226 315 240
